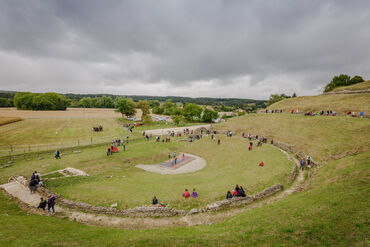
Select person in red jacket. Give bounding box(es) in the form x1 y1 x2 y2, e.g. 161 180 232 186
183 189 190 198
259 161 264 167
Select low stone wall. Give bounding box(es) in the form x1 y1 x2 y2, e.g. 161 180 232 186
324 89 370 95
37 186 186 217
189 184 283 214
288 164 297 183
295 152 318 168
273 141 295 153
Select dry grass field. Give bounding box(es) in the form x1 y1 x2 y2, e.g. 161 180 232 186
0 116 21 126
332 80 370 92
268 93 370 114
0 107 123 119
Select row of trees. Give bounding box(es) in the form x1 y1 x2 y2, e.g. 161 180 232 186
13 92 69 110
0 97 13 107
116 98 219 123
324 74 365 92
71 96 115 108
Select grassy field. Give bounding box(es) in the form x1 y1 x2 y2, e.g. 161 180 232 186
267 93 370 114
0 134 292 210
332 80 370 92
0 113 368 246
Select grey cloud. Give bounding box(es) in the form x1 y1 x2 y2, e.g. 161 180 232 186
0 0 369 99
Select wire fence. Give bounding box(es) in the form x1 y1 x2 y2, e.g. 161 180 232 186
0 127 132 162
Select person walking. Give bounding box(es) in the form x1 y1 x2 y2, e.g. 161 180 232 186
300 159 305 171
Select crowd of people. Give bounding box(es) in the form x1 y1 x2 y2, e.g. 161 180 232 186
29 171 42 194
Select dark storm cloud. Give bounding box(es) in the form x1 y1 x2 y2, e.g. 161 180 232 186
0 0 369 99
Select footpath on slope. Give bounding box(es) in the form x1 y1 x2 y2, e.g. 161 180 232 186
0 143 305 230
144 124 211 136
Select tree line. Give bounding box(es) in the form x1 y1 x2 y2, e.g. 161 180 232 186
116 98 219 123
12 92 69 110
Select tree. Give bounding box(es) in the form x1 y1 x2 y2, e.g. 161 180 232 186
172 115 185 125
202 109 218 122
79 97 92 108
266 94 289 106
14 92 34 110
182 103 202 121
137 100 151 122
115 97 136 117
349 75 364 85
324 74 351 92
163 99 176 115
292 92 297 98
152 106 164 114
0 97 12 107
149 100 160 108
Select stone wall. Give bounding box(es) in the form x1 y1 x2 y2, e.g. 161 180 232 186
288 164 297 183
37 186 186 217
189 184 283 214
273 141 295 153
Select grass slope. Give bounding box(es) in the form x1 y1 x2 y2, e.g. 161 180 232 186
0 151 368 246
268 82 370 114
0 135 292 210
332 80 370 92
0 114 369 246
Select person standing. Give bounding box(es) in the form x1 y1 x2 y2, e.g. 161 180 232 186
47 195 56 214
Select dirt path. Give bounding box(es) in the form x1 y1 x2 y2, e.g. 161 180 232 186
145 124 211 136
135 153 206 175
0 146 305 230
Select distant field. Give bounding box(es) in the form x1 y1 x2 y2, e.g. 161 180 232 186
331 80 370 92
268 93 370 114
0 116 21 126
0 107 122 119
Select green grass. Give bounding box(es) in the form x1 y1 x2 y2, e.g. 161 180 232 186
0 113 369 246
1 135 292 210
0 151 368 247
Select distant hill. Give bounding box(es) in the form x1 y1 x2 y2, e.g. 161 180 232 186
268 81 370 114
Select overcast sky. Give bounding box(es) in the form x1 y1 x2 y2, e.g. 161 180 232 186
0 0 369 99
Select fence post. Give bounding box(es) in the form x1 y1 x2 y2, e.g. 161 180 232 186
24 149 25 159
29 144 30 152
78 139 80 147
91 137 92 144
9 151 11 161
10 145 12 152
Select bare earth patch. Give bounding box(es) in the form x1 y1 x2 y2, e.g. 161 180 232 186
136 153 206 174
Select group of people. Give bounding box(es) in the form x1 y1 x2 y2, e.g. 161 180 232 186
92 125 103 132
37 195 56 214
226 130 233 137
226 185 247 199
299 156 311 171
107 138 127 155
265 109 283 113
29 171 42 193
182 188 198 198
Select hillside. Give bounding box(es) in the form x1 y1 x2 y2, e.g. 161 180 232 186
0 114 369 246
268 82 370 114
331 80 370 92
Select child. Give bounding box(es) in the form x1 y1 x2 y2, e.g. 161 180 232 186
226 191 233 199
183 189 190 198
38 197 47 210
192 188 198 198
259 161 264 167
